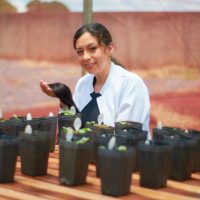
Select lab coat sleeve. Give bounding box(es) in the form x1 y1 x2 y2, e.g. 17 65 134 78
116 76 151 138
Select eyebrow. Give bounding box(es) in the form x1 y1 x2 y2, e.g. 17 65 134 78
76 42 97 50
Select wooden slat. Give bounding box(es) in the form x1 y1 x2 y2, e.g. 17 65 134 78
14 175 120 200
0 187 48 200
191 173 200 181
86 176 199 200
132 173 200 195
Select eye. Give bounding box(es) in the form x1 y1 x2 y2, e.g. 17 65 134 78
89 46 97 52
76 50 83 56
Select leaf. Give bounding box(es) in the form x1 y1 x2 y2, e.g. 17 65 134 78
69 106 76 115
26 113 32 121
157 121 162 129
13 114 18 119
25 125 32 134
117 145 127 151
108 136 116 150
75 137 89 144
63 127 74 134
49 112 54 117
66 132 73 142
184 129 189 133
145 140 151 145
86 121 96 125
97 113 104 125
74 117 81 131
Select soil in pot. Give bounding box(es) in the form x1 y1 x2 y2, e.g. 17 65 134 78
115 121 142 131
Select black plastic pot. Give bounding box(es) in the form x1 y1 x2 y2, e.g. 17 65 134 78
58 114 81 136
59 139 92 186
138 141 172 189
18 118 40 133
116 129 147 172
185 129 200 172
19 131 50 176
92 133 125 177
38 116 57 152
98 147 135 197
153 126 181 142
163 135 196 181
0 135 19 183
115 121 143 131
83 124 114 164
0 118 26 137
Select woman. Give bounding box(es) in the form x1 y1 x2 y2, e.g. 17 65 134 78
40 23 151 138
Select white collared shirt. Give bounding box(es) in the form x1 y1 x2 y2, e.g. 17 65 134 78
73 62 151 139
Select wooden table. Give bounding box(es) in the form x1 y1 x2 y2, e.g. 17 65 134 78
0 146 199 200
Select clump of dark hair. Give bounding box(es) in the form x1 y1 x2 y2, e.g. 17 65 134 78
73 22 124 67
48 82 79 112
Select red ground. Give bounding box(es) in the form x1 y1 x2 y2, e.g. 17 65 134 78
151 91 200 119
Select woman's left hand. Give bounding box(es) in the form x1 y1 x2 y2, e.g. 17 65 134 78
40 80 56 97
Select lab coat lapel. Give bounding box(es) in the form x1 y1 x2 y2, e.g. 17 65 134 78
96 63 116 126
80 75 94 111
99 62 115 94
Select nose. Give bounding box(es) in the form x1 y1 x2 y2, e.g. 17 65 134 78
83 51 91 60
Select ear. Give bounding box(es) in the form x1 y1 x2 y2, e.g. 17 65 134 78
107 43 114 55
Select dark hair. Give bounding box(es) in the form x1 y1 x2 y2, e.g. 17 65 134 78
73 22 124 67
48 82 79 112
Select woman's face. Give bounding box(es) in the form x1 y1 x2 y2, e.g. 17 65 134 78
75 32 113 75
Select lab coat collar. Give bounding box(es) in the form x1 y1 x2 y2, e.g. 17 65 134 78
88 62 116 95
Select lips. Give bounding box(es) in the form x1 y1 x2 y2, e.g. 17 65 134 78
84 63 95 68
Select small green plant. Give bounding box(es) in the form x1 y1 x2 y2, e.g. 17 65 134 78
0 119 5 122
99 145 106 149
118 121 127 125
61 106 76 116
86 121 96 125
63 110 76 116
117 145 127 152
13 114 18 119
12 114 20 121
62 127 91 134
78 127 92 134
75 137 89 144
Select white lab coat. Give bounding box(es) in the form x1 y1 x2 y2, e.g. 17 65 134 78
73 62 151 139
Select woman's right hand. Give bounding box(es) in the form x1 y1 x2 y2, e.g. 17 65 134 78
40 80 56 97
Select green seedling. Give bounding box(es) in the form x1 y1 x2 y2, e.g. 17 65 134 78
117 145 127 152
76 137 89 144
99 145 106 149
78 127 92 134
62 106 76 116
86 121 96 125
118 121 127 125
63 127 91 134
